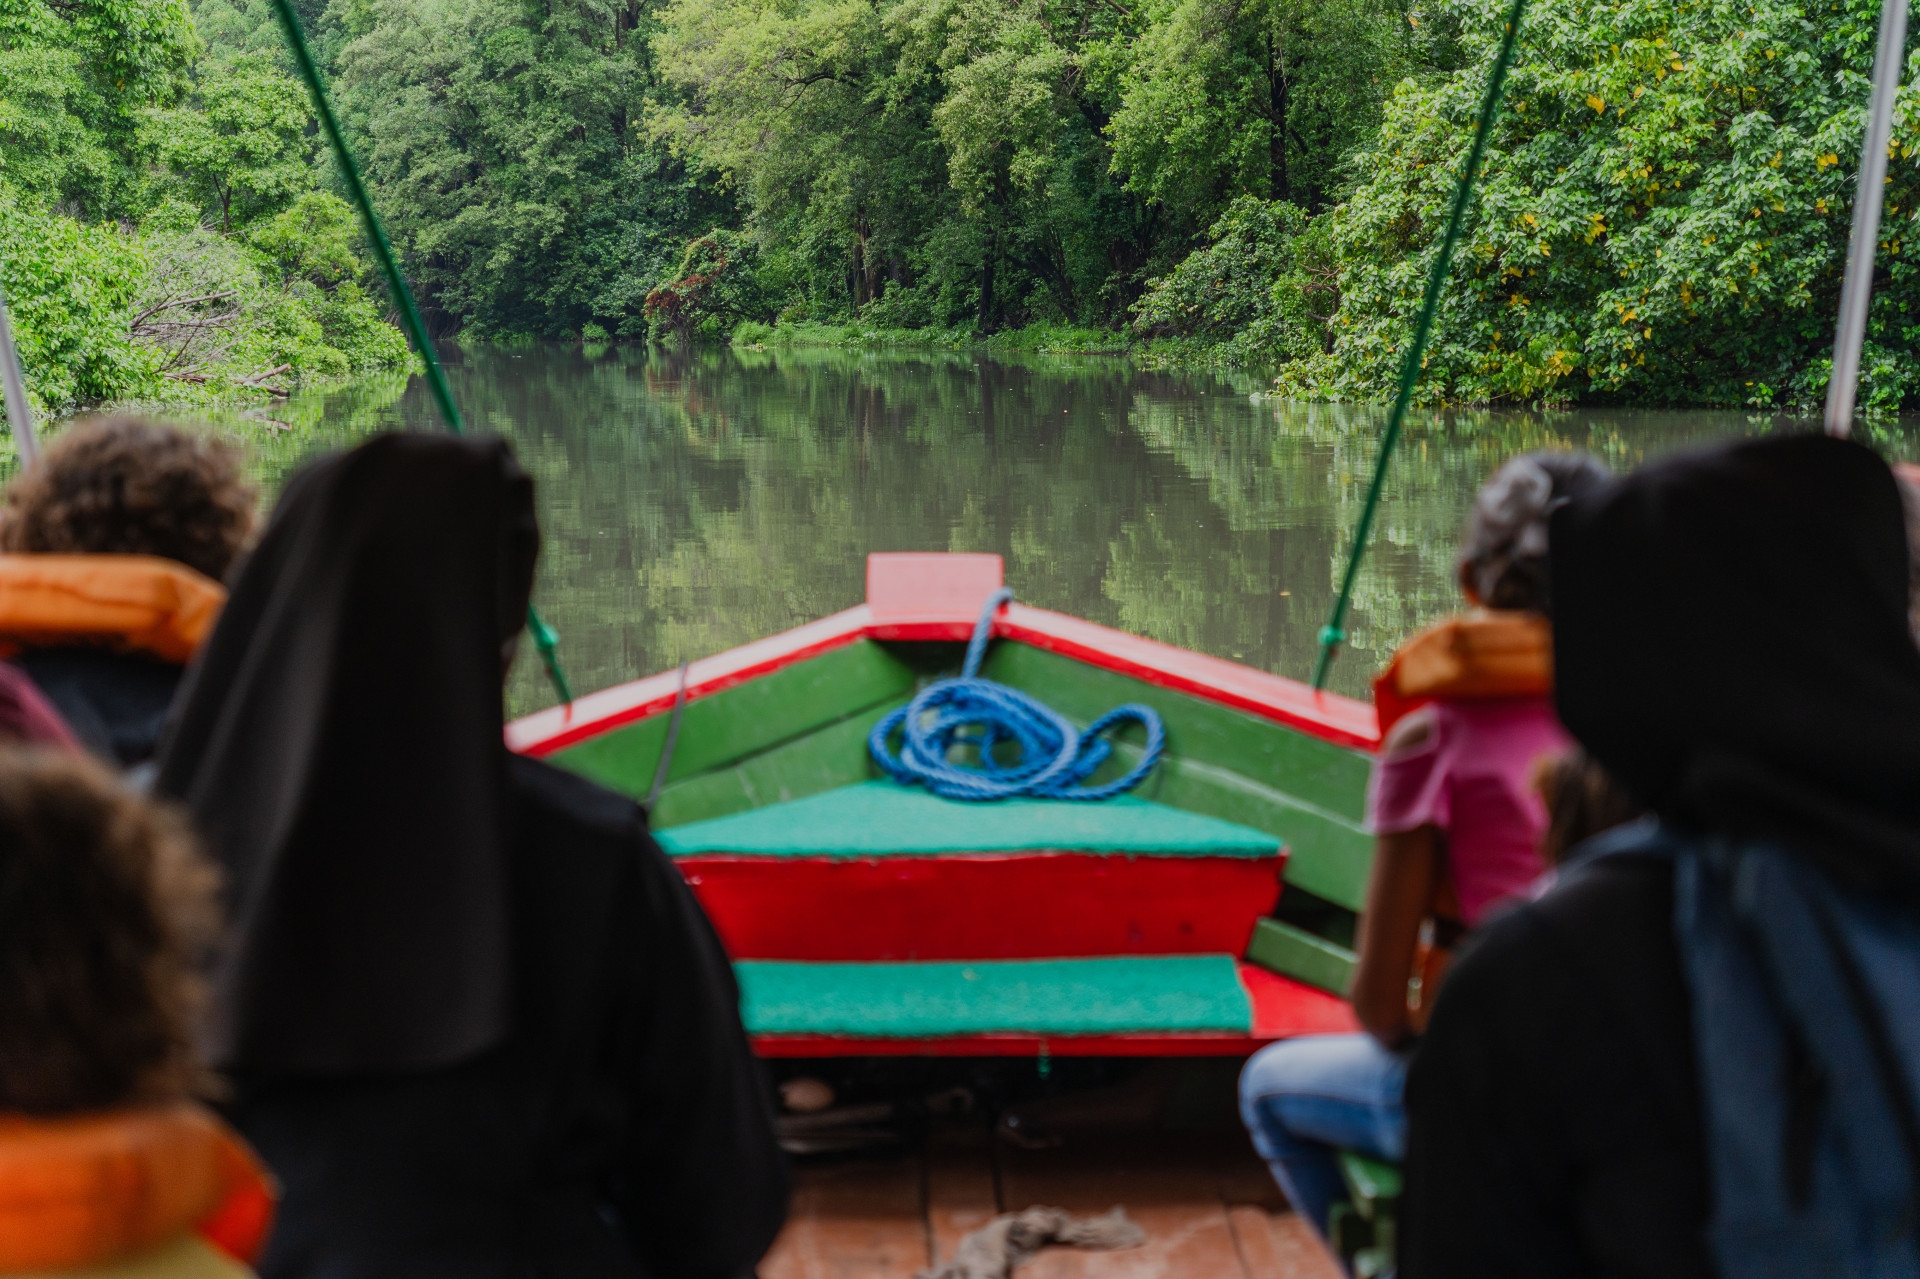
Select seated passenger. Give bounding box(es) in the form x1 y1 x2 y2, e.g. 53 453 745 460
0 417 255 767
0 749 274 1277
0 662 80 750
1532 746 1639 868
1239 451 1609 1241
1400 434 1920 1277
156 432 787 1279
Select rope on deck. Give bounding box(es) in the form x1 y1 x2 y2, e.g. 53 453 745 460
868 589 1165 801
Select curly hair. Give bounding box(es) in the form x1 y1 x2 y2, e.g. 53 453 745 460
0 417 258 582
1459 451 1613 616
0 749 220 1113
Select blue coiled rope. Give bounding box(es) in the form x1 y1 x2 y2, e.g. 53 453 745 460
868 589 1166 801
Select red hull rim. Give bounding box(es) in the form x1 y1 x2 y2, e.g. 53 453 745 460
508 556 1379 756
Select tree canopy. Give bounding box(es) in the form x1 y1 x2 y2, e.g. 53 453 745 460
5 0 1913 413
0 0 407 418
1279 0 1920 408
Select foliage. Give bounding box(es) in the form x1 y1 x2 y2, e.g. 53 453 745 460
0 0 196 217
645 229 772 342
1132 196 1338 365
155 49 313 231
652 0 1209 331
327 0 733 338
21 0 1902 414
732 317 1132 351
1103 0 1415 223
1279 0 1920 408
0 0 411 419
0 196 163 413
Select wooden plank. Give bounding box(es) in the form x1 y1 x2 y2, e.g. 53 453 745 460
1122 751 1372 912
674 854 1281 961
926 1125 1000 1269
1214 1103 1345 1279
511 606 874 755
758 1154 930 1279
653 710 1376 916
1226 1207 1345 1279
1246 920 1356 997
868 553 1005 628
1241 965 1360 1039
994 604 1379 752
995 1134 1251 1279
977 642 1373 822
552 639 916 798
651 703 901 828
757 1033 1277 1058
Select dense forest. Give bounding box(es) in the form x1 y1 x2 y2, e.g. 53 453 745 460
2 0 1917 411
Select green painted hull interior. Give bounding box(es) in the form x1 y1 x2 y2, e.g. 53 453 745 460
550 636 1373 979
738 955 1255 1038
656 779 1281 858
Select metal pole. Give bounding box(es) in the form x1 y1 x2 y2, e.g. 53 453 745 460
1825 0 1909 438
1310 0 1529 690
0 281 41 470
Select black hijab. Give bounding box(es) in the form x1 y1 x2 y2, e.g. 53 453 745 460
157 433 540 1074
1551 432 1920 896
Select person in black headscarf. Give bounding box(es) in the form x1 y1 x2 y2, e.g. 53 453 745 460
1398 433 1920 1279
156 432 787 1279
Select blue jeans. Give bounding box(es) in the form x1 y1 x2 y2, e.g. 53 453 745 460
1239 1033 1407 1237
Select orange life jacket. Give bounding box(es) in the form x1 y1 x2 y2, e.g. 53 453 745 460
1371 609 1553 738
0 1104 275 1273
1375 610 1555 1030
0 556 226 666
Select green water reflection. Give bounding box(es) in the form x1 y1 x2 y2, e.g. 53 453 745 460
205 343 1920 717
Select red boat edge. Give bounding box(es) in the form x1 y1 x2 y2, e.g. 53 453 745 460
508 552 1382 756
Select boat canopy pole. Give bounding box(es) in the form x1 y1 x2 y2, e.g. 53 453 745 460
268 0 573 705
0 282 40 470
1824 0 1909 438
1310 0 1530 692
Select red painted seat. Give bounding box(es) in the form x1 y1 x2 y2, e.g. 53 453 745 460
657 781 1286 962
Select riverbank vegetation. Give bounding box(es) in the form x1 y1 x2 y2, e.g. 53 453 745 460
0 0 411 417
5 0 1917 412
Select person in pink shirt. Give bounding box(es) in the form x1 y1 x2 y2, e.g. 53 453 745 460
1239 451 1611 1248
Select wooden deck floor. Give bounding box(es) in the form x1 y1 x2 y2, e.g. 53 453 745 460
760 1122 1343 1279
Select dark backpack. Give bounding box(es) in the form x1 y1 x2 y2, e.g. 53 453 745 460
1581 820 1920 1279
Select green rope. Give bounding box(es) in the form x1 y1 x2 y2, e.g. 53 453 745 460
1309 0 1530 693
268 0 573 707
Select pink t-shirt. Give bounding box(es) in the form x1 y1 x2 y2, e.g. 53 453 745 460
1366 696 1571 926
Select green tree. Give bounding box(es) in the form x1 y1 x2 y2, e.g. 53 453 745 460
1103 0 1412 220
653 0 1167 328
1132 195 1339 363
644 228 772 341
0 0 196 216
0 194 161 414
1283 0 1920 408
331 0 731 336
650 0 955 316
157 50 312 230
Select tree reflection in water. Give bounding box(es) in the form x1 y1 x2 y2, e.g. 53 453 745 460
206 343 1920 715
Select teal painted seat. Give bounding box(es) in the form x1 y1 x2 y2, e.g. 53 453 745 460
736 955 1254 1038
654 780 1280 859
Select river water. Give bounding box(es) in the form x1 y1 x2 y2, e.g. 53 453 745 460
217 342 1920 716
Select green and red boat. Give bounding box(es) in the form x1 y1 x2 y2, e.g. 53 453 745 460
507 552 1380 1059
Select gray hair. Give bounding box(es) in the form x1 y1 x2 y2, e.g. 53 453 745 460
1894 463 1920 644
1461 450 1613 614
